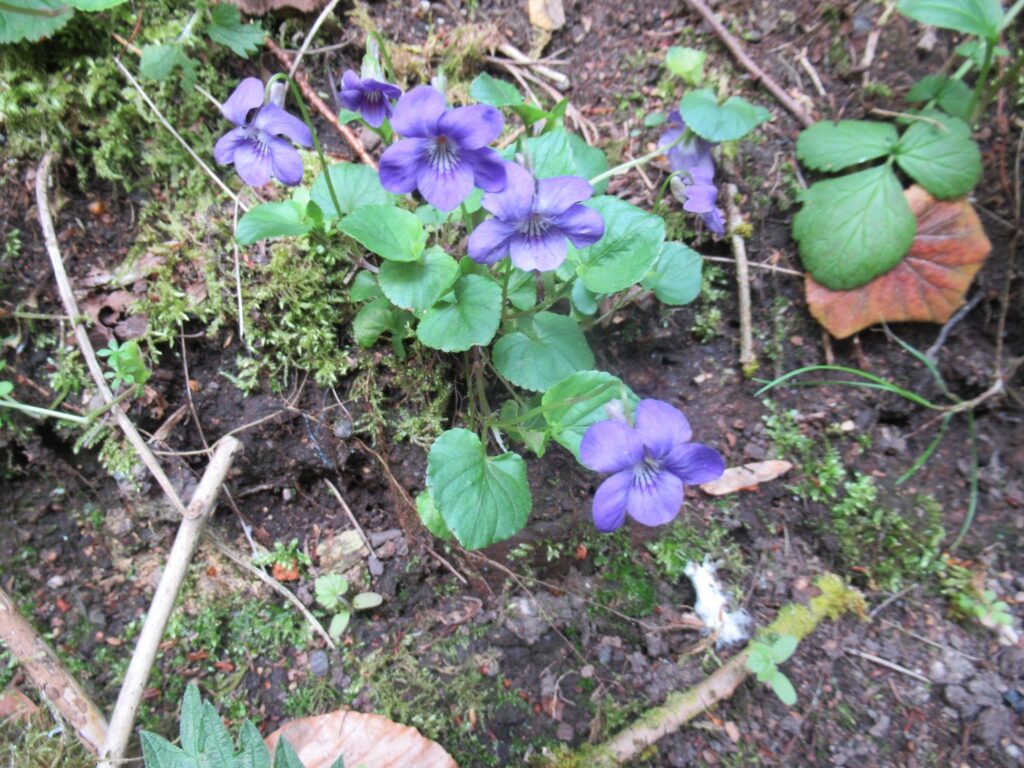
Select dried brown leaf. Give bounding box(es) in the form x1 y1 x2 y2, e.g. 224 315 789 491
806 186 992 339
265 710 458 768
699 460 793 496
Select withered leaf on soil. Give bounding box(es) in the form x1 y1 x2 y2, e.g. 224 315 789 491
699 460 794 496
806 186 991 339
265 710 457 768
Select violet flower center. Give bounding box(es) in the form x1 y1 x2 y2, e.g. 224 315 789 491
428 135 460 173
364 89 384 105
517 212 551 238
633 455 663 489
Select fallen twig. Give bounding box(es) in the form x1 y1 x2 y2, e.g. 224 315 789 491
36 154 189 519
288 0 342 78
844 648 932 684
496 41 569 90
725 183 756 374
100 436 242 766
683 0 815 128
0 587 109 755
550 574 865 767
266 38 377 168
324 479 381 575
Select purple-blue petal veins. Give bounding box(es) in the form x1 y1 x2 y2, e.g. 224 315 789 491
468 163 604 271
215 78 312 187
580 399 725 531
338 69 402 128
379 85 506 211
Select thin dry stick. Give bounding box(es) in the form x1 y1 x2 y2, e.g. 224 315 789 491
496 41 569 90
844 648 931 684
288 0 342 78
323 479 379 569
683 0 815 128
0 587 109 755
208 534 337 650
36 154 188 519
266 39 377 168
725 183 756 372
100 437 243 766
112 58 245 209
703 254 803 276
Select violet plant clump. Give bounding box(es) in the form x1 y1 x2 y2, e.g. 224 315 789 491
338 69 402 128
224 39 770 550
659 111 725 235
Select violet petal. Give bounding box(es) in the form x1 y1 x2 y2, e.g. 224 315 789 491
390 85 446 138
580 420 644 473
663 442 725 486
482 162 535 221
551 204 605 249
254 103 312 147
416 160 475 212
626 470 684 526
438 104 503 149
468 218 515 264
378 138 427 194
634 399 692 459
232 141 271 187
592 471 632 532
535 175 593 216
221 77 264 126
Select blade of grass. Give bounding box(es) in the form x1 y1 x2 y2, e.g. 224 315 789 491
951 410 979 550
755 365 940 409
897 412 953 484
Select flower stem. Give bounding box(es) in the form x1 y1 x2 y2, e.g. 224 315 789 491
589 133 685 186
967 38 996 124
280 75 345 221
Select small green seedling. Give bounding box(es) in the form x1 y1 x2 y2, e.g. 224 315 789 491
96 339 150 392
254 539 313 580
142 684 344 768
745 634 799 706
315 573 383 642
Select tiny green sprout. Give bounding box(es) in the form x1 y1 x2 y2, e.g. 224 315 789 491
96 339 150 392
254 539 312 571
314 572 383 642
665 46 707 86
746 634 799 706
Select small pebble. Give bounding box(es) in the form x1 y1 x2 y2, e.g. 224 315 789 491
309 649 330 678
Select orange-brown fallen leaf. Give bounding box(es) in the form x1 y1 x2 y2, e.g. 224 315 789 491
0 687 37 722
265 710 458 768
806 186 991 339
699 460 794 496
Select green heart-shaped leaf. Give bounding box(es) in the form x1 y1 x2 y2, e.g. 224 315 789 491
416 274 501 352
340 205 425 262
573 196 665 294
894 112 981 198
427 429 532 549
494 312 595 392
541 371 638 458
796 120 899 172
378 245 459 314
678 88 772 142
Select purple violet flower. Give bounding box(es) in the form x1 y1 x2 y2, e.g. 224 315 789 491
580 399 725 532
338 70 402 128
214 77 313 187
659 111 725 235
378 85 506 212
468 162 605 271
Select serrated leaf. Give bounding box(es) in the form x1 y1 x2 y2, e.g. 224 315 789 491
416 274 501 352
139 43 197 85
235 201 313 244
796 120 898 172
541 371 638 458
180 683 203 754
416 492 454 540
311 163 396 221
770 635 799 664
469 72 523 106
378 246 459 314
239 719 271 768
793 165 916 290
427 429 531 549
770 672 798 706
906 75 973 121
207 4 265 57
273 736 307 768
573 197 665 293
897 0 1003 39
352 592 383 610
340 205 424 262
642 241 702 305
140 731 199 768
493 312 595 392
894 113 981 198
806 186 991 338
678 88 772 142
328 610 351 641
201 701 236 766
0 0 73 44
